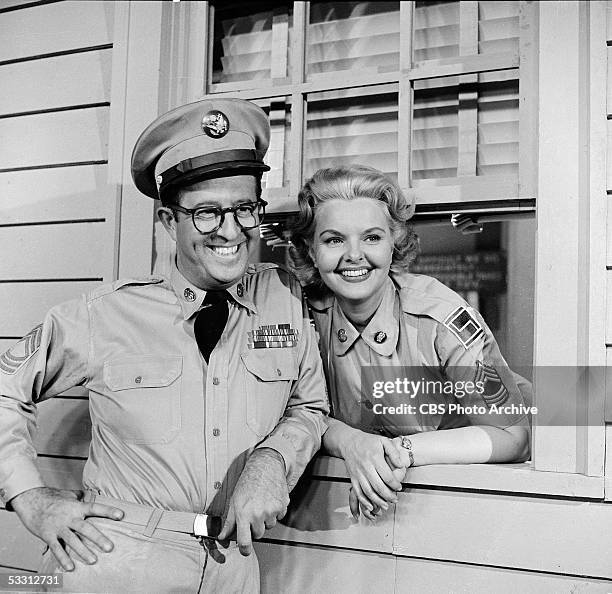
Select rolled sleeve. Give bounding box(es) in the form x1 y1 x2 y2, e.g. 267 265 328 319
0 297 89 506
1 456 45 508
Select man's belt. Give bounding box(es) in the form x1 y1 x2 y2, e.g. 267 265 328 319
85 492 223 539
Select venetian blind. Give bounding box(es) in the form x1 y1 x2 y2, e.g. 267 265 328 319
211 1 521 190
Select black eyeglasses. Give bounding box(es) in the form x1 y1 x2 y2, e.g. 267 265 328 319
167 200 267 234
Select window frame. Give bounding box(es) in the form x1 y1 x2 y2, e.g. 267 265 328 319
205 1 535 218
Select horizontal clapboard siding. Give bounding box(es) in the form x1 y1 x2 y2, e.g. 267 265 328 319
0 107 109 170
34 398 91 458
263 475 612 582
256 542 396 594
1 165 111 225
256 542 612 594
608 269 612 346
0 0 123 578
0 0 58 11
0 1 113 63
608 195 612 266
36 455 86 491
268 479 393 553
393 556 612 594
0 222 108 280
0 48 112 116
0 282 99 336
393 490 612 579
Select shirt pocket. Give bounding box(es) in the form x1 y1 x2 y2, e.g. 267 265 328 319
241 349 298 437
101 355 182 444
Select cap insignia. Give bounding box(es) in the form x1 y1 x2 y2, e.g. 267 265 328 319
202 110 229 139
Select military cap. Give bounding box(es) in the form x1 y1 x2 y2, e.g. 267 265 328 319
131 98 271 199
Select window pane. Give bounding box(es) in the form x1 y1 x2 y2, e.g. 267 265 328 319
211 2 292 86
411 70 519 181
413 217 535 374
412 84 459 180
306 1 400 79
414 1 460 62
477 73 519 177
413 1 520 62
255 98 292 190
479 1 520 55
304 90 398 182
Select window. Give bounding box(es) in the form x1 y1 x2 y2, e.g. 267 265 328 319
159 0 607 492
207 0 535 215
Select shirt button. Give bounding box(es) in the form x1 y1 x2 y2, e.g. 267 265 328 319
184 287 196 302
276 368 282 376
236 283 244 297
213 481 222 490
134 376 143 384
212 377 220 385
213 428 220 437
337 329 347 343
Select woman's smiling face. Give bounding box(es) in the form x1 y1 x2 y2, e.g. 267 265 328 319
310 197 394 311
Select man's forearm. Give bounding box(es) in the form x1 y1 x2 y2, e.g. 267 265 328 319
248 447 286 475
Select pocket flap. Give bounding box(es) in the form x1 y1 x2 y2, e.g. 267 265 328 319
241 349 298 382
103 355 183 391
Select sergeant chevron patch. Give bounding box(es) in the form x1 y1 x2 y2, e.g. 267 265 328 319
0 324 43 375
474 360 509 406
444 306 484 349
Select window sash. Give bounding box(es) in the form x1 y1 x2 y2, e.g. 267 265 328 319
206 1 528 221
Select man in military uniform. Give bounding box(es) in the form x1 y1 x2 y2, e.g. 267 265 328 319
0 98 328 592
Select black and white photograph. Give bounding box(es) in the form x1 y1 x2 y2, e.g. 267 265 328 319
0 1 611 592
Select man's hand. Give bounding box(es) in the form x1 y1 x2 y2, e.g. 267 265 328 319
218 448 289 556
340 429 406 521
10 487 124 571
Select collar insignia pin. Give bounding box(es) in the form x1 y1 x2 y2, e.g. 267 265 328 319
374 331 387 344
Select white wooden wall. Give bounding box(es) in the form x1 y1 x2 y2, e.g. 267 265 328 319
605 3 612 497
0 0 118 573
255 459 612 594
0 0 169 574
1 1 611 589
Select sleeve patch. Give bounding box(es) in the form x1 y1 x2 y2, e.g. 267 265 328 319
474 361 510 406
0 324 43 375
444 306 484 349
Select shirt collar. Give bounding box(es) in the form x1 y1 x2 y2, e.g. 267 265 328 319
331 277 399 357
359 278 399 356
169 262 257 320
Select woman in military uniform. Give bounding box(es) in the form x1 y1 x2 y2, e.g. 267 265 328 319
289 165 531 519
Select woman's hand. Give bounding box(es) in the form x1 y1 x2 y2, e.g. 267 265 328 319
339 428 407 520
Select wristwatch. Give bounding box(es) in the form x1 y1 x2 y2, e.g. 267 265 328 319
399 436 414 467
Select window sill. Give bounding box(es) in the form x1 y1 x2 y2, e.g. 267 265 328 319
310 455 604 499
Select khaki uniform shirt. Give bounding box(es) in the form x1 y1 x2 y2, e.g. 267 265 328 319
309 273 529 437
0 263 328 515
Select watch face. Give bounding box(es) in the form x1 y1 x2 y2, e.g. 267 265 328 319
400 436 412 450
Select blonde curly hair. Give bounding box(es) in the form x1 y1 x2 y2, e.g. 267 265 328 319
288 165 418 290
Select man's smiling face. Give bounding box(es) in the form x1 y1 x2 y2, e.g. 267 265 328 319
159 175 260 290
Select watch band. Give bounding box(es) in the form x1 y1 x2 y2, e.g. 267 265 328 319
399 436 414 467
